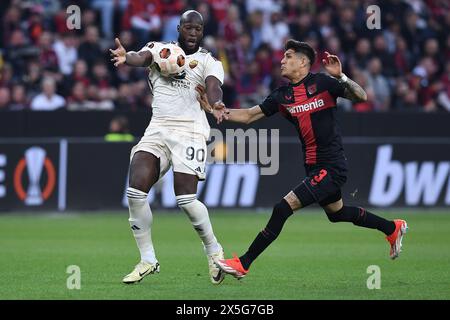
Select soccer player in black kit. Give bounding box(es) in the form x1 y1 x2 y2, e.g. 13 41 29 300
196 40 408 279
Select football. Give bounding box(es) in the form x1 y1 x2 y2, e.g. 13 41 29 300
153 43 186 77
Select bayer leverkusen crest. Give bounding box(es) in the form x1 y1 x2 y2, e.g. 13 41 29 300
307 84 317 95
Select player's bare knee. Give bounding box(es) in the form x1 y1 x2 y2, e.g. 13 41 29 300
322 199 343 213
323 200 344 223
283 191 302 211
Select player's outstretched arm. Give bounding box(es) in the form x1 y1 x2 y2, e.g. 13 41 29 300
196 85 265 124
226 106 266 124
322 51 367 103
110 38 153 68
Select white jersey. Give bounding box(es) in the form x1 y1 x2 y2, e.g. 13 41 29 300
142 42 224 139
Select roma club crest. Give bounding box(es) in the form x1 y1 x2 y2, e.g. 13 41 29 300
189 60 198 69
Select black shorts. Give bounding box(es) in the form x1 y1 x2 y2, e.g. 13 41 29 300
293 160 348 207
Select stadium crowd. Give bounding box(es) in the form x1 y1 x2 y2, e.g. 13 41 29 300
0 0 449 112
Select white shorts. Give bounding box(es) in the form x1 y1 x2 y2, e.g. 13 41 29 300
130 125 207 181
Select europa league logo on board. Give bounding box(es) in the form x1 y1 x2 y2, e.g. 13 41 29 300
14 147 56 206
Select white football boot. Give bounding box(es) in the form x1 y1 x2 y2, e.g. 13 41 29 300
207 245 225 285
122 261 160 284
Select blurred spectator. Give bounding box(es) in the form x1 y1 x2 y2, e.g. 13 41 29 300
115 83 137 111
123 0 162 47
372 34 396 77
437 61 450 111
9 84 29 111
104 115 135 142
5 29 40 78
53 32 78 75
364 57 391 111
423 38 444 72
78 26 103 69
316 8 334 40
85 83 114 110
396 89 422 111
351 38 371 70
66 60 91 91
261 11 289 52
0 63 14 88
196 2 219 37
246 0 279 16
335 6 359 53
283 0 301 24
91 60 117 104
90 0 128 40
2 5 22 47
394 36 414 76
30 77 65 111
161 0 186 42
207 0 231 22
38 31 59 73
248 10 264 51
67 82 91 111
220 4 243 43
412 57 439 110
0 87 11 111
23 61 43 98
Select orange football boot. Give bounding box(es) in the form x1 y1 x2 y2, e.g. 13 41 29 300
386 219 408 259
215 254 249 279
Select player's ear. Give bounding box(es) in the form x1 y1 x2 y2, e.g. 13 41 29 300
301 56 309 68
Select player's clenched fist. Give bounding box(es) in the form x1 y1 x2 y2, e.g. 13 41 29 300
110 38 127 67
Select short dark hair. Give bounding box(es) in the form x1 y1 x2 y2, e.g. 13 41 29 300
285 39 316 65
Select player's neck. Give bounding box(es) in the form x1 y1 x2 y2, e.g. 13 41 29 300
289 71 310 84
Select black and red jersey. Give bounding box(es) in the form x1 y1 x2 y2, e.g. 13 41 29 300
260 72 346 166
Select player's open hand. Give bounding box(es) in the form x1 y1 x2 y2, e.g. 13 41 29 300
322 51 343 78
110 38 127 67
196 85 229 124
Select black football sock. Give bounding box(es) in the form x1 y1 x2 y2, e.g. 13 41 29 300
240 199 294 270
326 206 395 236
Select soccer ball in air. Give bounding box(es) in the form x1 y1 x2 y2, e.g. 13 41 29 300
153 43 186 77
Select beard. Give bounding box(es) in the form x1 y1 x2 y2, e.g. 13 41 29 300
177 35 200 55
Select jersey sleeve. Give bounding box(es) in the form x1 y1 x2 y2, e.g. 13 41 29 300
259 89 281 117
204 54 224 84
319 73 346 99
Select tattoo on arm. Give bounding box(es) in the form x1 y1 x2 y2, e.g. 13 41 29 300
342 78 367 103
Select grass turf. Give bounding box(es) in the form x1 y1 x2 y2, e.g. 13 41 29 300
0 210 449 300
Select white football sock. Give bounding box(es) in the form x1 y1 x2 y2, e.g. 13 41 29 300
127 187 157 264
176 194 221 255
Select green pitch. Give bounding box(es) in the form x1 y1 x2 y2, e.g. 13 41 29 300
1 210 449 300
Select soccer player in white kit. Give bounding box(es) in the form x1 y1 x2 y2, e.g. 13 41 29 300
110 10 227 284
